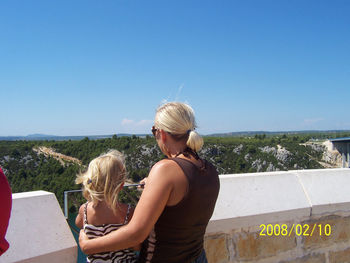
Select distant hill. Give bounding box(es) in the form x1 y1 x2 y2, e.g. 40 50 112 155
206 130 350 137
27 134 56 138
1 130 350 141
0 134 150 141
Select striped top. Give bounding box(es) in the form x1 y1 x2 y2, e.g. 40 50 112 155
83 202 138 263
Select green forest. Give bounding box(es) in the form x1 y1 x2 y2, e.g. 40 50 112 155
1 131 349 212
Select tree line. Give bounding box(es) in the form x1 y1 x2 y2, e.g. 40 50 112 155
1 131 348 211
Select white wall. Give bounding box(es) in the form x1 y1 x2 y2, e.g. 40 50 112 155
2 168 350 262
0 191 77 263
207 168 350 234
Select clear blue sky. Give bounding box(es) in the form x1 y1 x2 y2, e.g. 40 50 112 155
1 0 349 136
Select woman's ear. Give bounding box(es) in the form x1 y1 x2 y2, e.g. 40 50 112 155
160 129 167 143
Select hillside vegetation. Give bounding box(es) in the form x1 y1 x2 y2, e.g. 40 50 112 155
1 132 349 210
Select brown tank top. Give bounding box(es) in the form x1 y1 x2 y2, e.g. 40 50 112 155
138 158 220 263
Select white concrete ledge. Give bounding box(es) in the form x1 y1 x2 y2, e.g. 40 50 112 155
3 169 350 261
296 168 350 215
207 168 350 234
1 191 77 263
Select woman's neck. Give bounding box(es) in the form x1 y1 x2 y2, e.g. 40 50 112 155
166 143 187 158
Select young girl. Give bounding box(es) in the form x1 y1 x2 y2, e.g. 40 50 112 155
75 149 139 263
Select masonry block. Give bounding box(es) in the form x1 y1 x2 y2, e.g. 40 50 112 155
329 247 350 263
204 234 229 263
279 253 326 263
234 230 297 260
302 215 350 250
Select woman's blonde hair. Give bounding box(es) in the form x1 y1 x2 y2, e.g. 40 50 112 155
155 102 204 152
75 149 126 214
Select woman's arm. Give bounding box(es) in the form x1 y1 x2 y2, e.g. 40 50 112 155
128 208 142 252
79 160 176 254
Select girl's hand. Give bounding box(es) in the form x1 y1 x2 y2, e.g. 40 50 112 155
79 229 89 253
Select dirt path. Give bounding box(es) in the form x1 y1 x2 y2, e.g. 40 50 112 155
33 146 82 166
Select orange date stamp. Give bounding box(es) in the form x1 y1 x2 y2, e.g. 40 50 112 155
259 223 331 237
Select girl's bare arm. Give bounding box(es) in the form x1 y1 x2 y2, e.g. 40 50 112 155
75 204 85 229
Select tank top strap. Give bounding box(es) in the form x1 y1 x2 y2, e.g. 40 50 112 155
169 157 199 183
171 156 204 171
123 204 131 225
83 202 89 225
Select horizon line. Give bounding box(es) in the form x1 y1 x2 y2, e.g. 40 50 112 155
1 129 350 138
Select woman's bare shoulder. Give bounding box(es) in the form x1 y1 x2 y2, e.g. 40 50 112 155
153 158 187 170
149 159 182 179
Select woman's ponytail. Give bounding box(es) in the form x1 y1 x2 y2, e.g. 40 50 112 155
186 130 203 152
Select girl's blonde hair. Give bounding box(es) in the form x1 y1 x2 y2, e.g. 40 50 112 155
155 102 204 152
75 149 126 214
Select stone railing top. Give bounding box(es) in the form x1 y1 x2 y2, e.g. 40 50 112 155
207 168 350 234
9 189 52 199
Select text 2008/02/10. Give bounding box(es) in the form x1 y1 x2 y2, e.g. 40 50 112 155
259 224 331 237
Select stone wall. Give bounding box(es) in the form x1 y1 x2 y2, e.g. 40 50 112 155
204 168 350 263
3 169 349 263
1 191 77 263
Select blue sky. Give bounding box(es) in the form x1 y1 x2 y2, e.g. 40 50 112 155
1 0 349 136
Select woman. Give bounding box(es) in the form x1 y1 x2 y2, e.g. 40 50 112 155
79 102 220 263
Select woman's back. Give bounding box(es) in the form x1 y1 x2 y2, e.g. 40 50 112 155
139 157 220 263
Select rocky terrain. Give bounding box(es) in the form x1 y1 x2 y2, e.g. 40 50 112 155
0 135 347 209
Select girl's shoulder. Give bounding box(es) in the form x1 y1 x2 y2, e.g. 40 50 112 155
75 202 88 228
118 202 134 213
106 202 134 225
85 202 133 226
78 201 89 217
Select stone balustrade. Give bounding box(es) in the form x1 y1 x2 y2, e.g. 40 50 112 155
204 168 350 263
2 168 350 263
1 191 77 263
